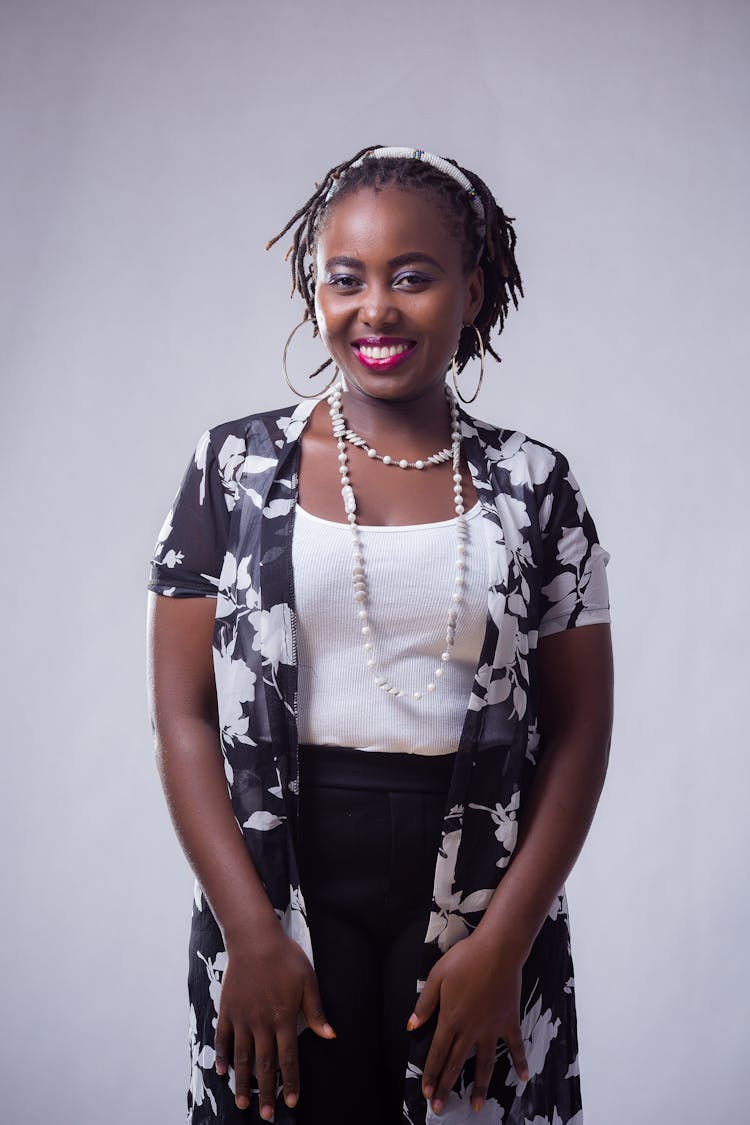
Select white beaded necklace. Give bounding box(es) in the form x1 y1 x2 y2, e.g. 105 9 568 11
328 383 467 702
339 426 453 470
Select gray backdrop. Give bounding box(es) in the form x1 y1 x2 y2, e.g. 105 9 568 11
2 1 748 1122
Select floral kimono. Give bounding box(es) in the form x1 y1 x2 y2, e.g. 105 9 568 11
148 397 610 1125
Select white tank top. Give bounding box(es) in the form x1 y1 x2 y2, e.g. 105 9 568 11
292 500 488 755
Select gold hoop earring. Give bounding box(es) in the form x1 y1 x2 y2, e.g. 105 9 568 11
451 324 485 404
282 318 339 399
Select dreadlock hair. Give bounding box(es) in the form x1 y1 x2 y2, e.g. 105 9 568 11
266 145 523 378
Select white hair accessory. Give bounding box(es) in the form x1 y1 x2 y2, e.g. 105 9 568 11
327 146 486 227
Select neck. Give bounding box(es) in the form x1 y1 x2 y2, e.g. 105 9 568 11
339 380 452 450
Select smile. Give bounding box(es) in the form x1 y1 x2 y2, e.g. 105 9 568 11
352 338 416 370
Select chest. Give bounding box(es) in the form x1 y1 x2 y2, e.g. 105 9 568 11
297 426 478 526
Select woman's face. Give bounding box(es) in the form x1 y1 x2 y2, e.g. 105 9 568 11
314 185 483 404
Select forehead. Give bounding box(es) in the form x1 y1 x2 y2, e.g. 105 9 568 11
316 184 464 267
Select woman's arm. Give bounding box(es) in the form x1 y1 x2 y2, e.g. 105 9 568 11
409 622 613 1114
147 594 334 1120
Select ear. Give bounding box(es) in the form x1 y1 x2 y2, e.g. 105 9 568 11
463 264 484 322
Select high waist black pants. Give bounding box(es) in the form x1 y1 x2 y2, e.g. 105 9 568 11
295 746 454 1125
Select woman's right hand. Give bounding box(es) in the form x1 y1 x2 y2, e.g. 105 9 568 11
148 595 334 1116
214 929 335 1119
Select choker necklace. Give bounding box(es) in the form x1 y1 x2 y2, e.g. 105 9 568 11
327 383 467 701
338 426 453 469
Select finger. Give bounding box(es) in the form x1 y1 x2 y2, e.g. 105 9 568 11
430 1035 472 1114
470 1039 497 1113
421 1022 454 1102
214 1014 232 1076
408 969 441 1031
275 1027 300 1110
302 972 336 1039
232 1028 254 1112
506 1023 529 1083
255 1032 277 1122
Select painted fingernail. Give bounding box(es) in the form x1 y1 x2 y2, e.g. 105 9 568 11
406 1013 419 1031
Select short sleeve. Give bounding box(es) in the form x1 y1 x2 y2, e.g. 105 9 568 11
147 429 232 598
538 455 611 638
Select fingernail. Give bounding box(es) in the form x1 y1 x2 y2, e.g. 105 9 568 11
472 1100 484 1112
432 1098 444 1114
236 1096 249 1110
323 1022 336 1038
260 1107 274 1122
285 1093 298 1108
406 1013 419 1031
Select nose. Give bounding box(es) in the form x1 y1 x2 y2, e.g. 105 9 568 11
359 282 399 330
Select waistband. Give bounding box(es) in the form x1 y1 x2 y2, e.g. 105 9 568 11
298 745 456 795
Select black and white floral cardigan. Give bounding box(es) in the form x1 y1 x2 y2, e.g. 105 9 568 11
149 396 610 1125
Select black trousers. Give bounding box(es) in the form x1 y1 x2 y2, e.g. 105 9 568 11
295 746 454 1125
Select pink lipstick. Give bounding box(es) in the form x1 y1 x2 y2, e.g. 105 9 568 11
352 336 416 371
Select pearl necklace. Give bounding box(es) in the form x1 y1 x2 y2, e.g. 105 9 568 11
328 383 467 701
339 427 453 470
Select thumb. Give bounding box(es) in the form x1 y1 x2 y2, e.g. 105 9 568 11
302 972 336 1039
407 969 441 1031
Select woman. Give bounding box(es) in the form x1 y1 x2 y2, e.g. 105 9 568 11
147 146 613 1125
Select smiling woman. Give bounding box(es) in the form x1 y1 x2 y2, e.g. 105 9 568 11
316 187 481 405
146 146 613 1125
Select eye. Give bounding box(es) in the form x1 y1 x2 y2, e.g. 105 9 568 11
393 271 432 289
326 274 362 290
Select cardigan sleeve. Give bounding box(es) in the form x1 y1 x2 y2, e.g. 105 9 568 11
538 454 610 638
147 429 232 598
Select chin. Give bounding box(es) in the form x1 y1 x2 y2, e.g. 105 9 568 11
344 368 448 402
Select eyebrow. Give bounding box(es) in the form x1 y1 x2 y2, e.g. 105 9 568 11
324 252 446 274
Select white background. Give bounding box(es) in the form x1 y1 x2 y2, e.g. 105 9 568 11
1 2 748 1122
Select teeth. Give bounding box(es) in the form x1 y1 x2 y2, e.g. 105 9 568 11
358 343 410 359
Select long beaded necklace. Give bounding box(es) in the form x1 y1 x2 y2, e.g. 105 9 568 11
327 383 467 702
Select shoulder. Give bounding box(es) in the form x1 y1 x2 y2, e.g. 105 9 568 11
203 402 304 453
191 402 305 511
462 409 572 494
199 401 312 468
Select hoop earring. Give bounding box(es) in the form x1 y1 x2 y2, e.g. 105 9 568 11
451 324 485 404
282 318 339 399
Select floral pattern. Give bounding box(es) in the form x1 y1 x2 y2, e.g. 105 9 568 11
149 397 610 1124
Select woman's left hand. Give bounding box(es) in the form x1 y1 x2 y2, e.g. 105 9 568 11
407 929 529 1115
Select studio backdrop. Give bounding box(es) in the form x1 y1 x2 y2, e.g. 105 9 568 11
1 2 748 1123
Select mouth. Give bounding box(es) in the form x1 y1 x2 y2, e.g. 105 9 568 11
352 337 417 371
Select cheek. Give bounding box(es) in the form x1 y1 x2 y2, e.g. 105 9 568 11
313 288 326 331
315 290 352 342
314 281 337 326
314 306 349 364
416 292 465 337
314 297 337 345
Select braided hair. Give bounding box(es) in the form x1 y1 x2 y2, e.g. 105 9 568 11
266 145 523 377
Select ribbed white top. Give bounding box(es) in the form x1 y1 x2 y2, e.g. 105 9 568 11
292 501 488 755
